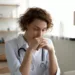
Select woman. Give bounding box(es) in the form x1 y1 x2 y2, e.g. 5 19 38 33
5 7 60 75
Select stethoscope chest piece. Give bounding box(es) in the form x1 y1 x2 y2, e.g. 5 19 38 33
18 46 47 71
40 61 47 70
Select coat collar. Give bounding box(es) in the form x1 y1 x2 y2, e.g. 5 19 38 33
17 34 29 49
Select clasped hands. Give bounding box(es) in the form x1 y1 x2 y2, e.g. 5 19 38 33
28 37 55 53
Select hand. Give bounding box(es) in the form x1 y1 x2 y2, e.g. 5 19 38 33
38 38 55 53
28 37 43 52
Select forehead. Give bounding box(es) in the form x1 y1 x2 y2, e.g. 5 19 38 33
29 19 47 28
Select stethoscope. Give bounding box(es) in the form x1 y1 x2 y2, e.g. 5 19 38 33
18 47 47 70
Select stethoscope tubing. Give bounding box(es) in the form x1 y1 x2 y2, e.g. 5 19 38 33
18 47 26 57
18 47 47 70
18 47 44 62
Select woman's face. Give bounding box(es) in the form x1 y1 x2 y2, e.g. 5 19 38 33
26 19 47 39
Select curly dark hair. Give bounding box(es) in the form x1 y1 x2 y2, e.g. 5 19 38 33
18 7 53 31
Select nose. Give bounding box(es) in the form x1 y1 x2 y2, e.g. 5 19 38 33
37 30 43 37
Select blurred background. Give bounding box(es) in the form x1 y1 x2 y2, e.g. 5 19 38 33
0 0 75 75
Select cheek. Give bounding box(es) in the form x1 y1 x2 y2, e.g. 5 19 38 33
32 31 38 38
28 30 37 38
32 30 42 38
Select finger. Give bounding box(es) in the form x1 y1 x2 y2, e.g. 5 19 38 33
39 43 46 48
41 40 47 45
36 43 46 50
35 37 43 44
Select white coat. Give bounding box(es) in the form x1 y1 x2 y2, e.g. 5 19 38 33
5 34 60 75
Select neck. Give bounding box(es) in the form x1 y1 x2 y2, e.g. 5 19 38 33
23 32 31 45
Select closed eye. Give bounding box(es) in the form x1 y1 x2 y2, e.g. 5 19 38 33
42 28 47 31
33 28 39 31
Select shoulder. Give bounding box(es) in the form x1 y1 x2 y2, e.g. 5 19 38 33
5 34 20 48
5 36 17 46
5 34 26 49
